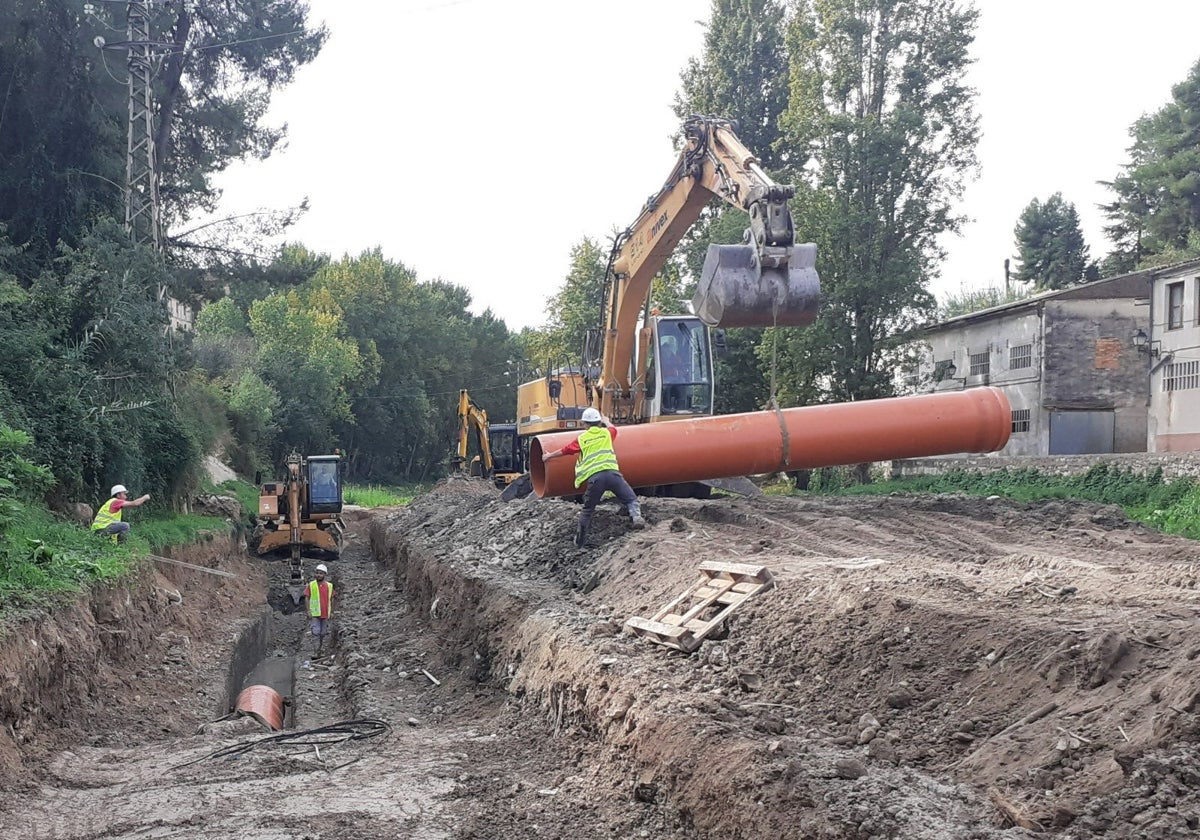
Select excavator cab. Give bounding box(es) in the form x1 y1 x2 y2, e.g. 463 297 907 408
645 316 714 419
305 456 342 515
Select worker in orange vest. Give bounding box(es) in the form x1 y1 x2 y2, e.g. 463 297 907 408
304 563 335 655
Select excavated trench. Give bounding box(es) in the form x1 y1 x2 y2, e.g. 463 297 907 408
6 482 1200 839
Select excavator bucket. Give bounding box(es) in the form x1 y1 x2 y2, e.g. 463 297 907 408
692 243 820 329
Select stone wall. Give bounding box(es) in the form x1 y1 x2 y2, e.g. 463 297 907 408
892 451 1200 481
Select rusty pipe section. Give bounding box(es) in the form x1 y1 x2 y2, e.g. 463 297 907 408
235 684 285 731
530 387 1011 498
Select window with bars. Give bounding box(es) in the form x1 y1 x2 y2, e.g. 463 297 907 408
969 351 990 376
1168 282 1185 330
1011 408 1031 433
1164 360 1200 392
1009 343 1032 370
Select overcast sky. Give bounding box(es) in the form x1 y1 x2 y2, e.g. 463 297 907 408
206 0 1200 330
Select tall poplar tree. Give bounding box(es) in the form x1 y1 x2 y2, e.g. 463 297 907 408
774 0 981 403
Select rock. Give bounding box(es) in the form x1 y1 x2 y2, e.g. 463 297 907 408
885 688 915 709
835 757 868 779
192 493 244 522
406 717 421 727
857 727 877 745
588 621 621 638
951 731 975 743
858 713 881 731
65 502 93 526
867 739 897 764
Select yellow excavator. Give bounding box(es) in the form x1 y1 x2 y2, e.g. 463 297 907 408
453 389 524 488
512 115 820 496
255 451 345 604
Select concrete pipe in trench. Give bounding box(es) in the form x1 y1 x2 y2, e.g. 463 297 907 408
530 387 1011 499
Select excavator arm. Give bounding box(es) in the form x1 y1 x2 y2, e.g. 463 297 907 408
456 389 495 477
595 116 819 420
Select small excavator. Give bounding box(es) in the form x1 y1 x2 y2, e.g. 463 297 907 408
453 389 524 488
255 451 345 604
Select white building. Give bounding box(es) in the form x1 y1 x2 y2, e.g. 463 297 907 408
1143 259 1200 451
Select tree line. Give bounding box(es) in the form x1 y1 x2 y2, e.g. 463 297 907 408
1 0 1198 515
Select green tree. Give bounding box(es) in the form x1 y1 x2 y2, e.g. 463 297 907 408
0 1 125 265
527 238 609 371
937 284 1031 320
248 288 362 457
675 0 791 171
1103 58 1200 270
1012 193 1090 290
775 0 980 403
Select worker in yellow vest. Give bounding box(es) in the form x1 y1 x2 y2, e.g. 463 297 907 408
90 484 151 543
304 563 335 655
541 407 645 547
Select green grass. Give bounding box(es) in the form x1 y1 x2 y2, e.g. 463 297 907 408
800 464 1200 540
343 483 423 507
0 507 232 611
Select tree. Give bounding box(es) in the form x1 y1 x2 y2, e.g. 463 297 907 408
524 238 609 372
674 0 791 171
1012 193 1090 290
775 0 980 403
1103 58 1200 270
0 1 126 266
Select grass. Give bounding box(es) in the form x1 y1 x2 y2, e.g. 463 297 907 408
0 507 232 610
343 483 424 508
794 464 1200 540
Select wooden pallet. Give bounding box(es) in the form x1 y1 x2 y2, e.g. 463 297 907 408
625 561 775 653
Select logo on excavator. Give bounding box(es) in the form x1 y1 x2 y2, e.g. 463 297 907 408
650 210 669 239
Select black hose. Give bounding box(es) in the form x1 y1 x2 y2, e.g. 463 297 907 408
173 718 391 770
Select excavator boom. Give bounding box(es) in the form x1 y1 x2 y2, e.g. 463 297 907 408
596 116 819 419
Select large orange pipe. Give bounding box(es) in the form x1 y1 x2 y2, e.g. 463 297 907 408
530 387 1011 498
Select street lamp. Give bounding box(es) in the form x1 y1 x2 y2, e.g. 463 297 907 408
1132 328 1160 358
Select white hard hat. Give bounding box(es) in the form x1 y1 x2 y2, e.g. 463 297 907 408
315 564 328 573
581 407 602 423
111 484 128 496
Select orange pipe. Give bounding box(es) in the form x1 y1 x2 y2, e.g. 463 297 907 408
235 684 285 731
530 387 1011 498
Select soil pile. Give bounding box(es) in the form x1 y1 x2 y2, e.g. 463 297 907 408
373 477 1200 838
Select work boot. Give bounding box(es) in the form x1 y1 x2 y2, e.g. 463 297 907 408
574 522 589 547
628 503 646 530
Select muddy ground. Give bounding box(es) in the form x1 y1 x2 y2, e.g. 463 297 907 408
2 478 1200 838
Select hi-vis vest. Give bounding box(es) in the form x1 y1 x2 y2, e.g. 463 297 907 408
308 580 333 618
91 498 122 531
574 426 620 487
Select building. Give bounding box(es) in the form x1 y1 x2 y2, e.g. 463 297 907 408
915 271 1162 456
1144 259 1200 451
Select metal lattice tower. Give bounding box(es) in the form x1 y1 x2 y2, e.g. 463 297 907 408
123 1 162 253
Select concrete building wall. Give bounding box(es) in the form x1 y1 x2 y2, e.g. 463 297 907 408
1147 267 1200 452
923 310 1045 456
1042 299 1148 453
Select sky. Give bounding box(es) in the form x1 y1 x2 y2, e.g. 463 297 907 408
205 0 1200 330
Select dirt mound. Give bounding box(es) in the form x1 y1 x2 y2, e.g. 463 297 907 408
372 478 1200 838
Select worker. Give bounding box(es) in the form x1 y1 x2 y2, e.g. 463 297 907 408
542 407 646 547
305 563 335 655
660 337 689 411
90 484 150 543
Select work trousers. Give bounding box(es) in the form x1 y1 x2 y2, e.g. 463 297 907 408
579 469 638 529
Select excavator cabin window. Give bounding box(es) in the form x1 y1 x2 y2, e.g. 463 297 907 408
307 458 342 513
656 320 712 415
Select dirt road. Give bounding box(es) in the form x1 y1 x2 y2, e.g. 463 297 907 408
4 480 1200 838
